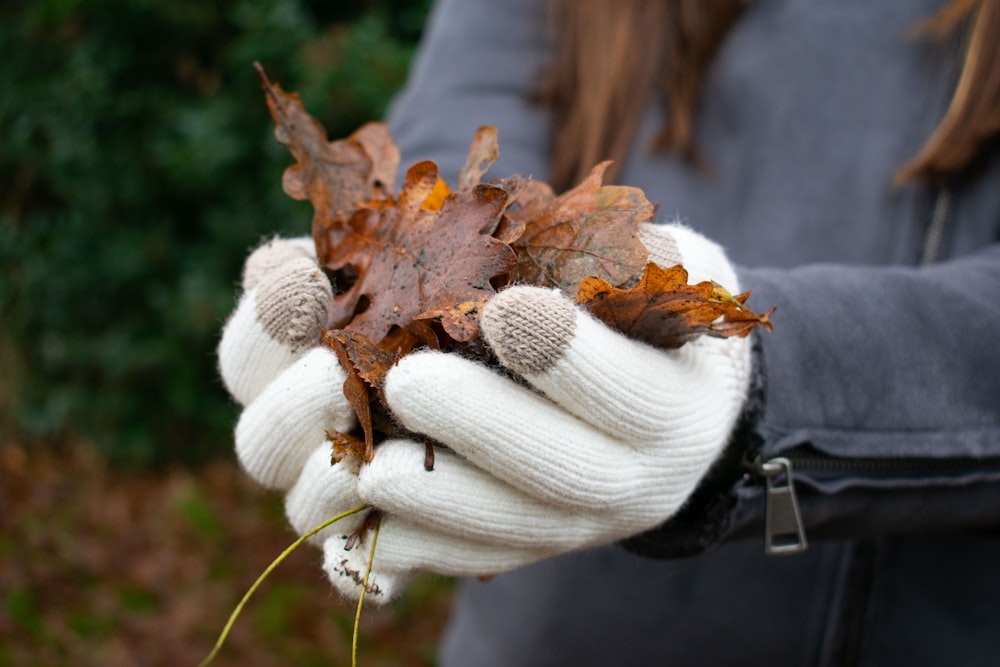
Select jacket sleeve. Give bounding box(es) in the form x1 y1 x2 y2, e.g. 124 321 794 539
387 0 1000 555
385 0 554 184
625 239 1000 558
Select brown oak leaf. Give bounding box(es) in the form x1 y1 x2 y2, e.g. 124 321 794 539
255 63 400 263
324 160 517 346
509 161 654 293
578 262 774 349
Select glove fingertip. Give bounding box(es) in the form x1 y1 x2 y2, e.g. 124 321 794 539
651 223 740 292
255 257 333 351
323 535 406 604
242 236 315 292
638 222 684 267
481 286 578 377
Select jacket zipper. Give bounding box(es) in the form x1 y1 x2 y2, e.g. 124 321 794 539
755 186 955 555
752 451 1000 557
753 455 809 555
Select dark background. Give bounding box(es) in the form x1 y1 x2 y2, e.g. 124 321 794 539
0 2 461 665
1 0 431 467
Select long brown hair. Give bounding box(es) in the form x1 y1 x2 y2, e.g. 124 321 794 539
540 0 1000 192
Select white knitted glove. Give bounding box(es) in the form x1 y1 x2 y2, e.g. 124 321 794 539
322 223 754 602
217 237 365 542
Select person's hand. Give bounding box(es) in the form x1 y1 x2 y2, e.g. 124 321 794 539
217 237 367 543
217 225 752 603
321 223 754 602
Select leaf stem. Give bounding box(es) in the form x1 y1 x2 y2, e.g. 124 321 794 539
198 503 370 667
352 512 383 667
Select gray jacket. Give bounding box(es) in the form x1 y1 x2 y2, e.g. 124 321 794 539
386 0 1000 664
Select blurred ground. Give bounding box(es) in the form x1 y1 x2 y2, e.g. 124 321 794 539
0 439 454 666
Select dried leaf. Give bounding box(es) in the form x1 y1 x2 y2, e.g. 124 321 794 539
492 175 551 245
501 176 556 225
578 262 774 349
350 122 401 194
458 126 499 190
324 161 517 345
379 321 440 357
255 63 398 264
328 431 367 465
257 69 776 473
511 162 653 293
322 329 400 462
422 176 452 211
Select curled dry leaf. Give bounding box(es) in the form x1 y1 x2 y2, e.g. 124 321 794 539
322 328 438 469
322 329 396 463
458 126 499 190
578 262 774 349
322 329 401 463
509 161 654 294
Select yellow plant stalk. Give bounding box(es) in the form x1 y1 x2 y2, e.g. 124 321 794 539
198 503 370 667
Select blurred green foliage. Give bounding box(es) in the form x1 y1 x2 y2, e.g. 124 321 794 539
0 0 432 466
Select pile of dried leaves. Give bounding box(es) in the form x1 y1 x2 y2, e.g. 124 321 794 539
258 64 772 466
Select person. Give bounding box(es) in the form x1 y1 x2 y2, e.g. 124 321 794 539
217 0 1000 663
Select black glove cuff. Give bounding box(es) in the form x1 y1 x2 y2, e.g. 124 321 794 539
620 331 767 559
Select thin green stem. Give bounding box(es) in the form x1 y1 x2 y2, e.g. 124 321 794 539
352 514 382 667
198 503 370 667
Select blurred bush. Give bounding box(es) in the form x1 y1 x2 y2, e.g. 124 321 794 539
0 0 432 467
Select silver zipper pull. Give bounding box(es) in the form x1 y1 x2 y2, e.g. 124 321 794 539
756 456 808 555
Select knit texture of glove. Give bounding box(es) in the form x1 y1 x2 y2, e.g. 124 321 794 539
318 223 754 603
217 238 363 541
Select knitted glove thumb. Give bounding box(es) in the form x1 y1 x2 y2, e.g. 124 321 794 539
218 237 331 406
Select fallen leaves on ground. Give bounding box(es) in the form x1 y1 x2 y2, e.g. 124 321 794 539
0 439 452 667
